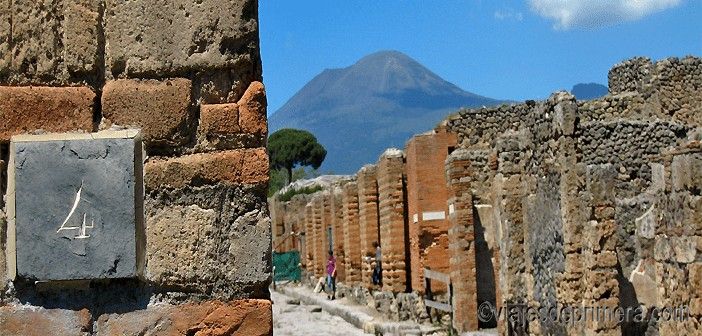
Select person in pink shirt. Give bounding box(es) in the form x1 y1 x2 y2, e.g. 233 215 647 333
326 250 337 300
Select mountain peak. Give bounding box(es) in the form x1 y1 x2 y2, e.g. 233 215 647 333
269 51 504 173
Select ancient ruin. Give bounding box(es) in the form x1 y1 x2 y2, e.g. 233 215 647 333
270 56 702 335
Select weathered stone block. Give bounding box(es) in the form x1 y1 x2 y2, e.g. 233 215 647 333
654 236 673 262
0 1 10 78
586 164 617 205
144 148 269 191
9 131 144 281
96 300 272 336
690 264 702 292
0 306 91 336
635 206 657 239
144 184 271 298
672 236 697 263
101 79 193 148
672 154 702 192
0 86 95 142
5 0 100 85
103 0 259 81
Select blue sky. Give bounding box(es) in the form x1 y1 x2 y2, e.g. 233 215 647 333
260 0 701 115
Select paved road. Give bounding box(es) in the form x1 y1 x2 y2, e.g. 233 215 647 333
272 289 367 336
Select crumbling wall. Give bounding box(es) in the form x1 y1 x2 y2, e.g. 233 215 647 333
446 56 702 335
0 0 271 335
377 148 409 293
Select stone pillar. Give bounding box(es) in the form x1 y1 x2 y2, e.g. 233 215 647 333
493 133 529 335
330 186 347 282
357 164 380 287
446 149 479 332
583 165 620 335
0 0 272 334
377 149 409 293
405 127 457 293
343 181 362 284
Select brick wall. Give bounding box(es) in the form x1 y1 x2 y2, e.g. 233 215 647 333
357 165 380 288
405 127 457 293
377 149 409 293
330 186 347 282
446 149 478 333
343 181 362 284
0 0 271 334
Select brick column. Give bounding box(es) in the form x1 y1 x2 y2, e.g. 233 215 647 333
357 164 380 287
342 181 362 284
311 193 326 278
304 202 315 274
446 149 478 332
405 127 457 293
377 149 409 293
330 186 346 282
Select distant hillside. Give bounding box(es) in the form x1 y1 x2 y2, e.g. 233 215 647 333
269 50 506 174
571 83 608 100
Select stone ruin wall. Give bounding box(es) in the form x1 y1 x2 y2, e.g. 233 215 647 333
0 0 272 335
445 56 702 335
269 55 702 335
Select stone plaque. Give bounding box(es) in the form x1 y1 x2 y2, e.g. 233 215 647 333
8 131 144 281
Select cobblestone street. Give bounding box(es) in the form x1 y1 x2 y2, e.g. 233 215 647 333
272 289 367 336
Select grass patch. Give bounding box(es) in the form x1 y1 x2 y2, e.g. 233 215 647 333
277 185 323 202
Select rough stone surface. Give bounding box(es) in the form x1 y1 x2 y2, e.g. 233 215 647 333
145 184 271 299
103 0 261 103
13 135 143 280
96 299 272 336
101 79 194 149
0 306 91 336
0 86 95 142
144 148 269 191
1 0 101 86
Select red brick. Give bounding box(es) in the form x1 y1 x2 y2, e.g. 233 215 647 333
200 103 240 136
101 78 193 147
96 299 272 336
0 86 94 142
405 127 457 292
238 81 267 136
145 148 269 190
0 306 91 336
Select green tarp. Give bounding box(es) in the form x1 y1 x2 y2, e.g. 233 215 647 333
272 250 301 282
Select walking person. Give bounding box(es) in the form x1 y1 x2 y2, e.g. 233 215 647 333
326 250 337 300
372 241 382 287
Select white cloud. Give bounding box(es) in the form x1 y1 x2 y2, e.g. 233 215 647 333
495 8 524 21
529 0 683 29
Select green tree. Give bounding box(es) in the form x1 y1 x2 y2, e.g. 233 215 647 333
268 128 327 185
